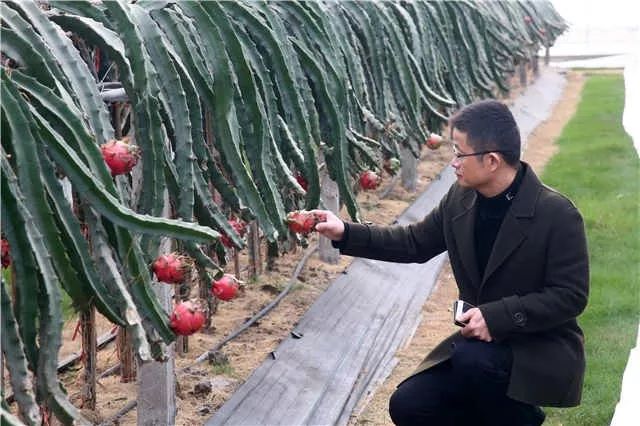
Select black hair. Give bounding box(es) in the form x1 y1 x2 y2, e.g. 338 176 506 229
449 99 521 166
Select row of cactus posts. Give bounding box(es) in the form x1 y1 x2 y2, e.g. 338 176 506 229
0 1 566 424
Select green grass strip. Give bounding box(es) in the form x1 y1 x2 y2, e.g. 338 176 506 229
543 73 639 425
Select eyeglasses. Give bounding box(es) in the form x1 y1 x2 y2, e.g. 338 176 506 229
452 146 511 160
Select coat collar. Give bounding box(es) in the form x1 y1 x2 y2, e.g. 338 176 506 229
506 162 541 219
452 189 481 287
451 162 543 289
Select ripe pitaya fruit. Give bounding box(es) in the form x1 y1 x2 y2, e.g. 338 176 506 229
169 301 205 336
359 170 381 190
152 252 191 284
100 137 140 176
295 173 309 191
220 218 248 248
425 133 444 150
286 210 327 235
211 274 240 301
1 238 10 269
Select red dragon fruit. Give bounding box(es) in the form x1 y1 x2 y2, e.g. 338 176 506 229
211 274 240 301
1 238 10 268
286 210 327 235
295 173 309 191
359 170 381 190
220 218 248 248
425 133 443 150
152 252 191 284
100 137 140 176
169 301 205 336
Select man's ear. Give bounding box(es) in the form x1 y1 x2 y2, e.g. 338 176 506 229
486 152 502 171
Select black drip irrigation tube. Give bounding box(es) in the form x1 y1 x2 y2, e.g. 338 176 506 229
183 244 319 371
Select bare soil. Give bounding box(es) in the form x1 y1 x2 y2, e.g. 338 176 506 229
3 69 586 426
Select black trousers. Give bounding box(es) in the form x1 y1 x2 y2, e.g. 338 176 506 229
389 339 546 426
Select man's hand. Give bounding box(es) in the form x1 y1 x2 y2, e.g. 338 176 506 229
458 307 493 342
312 210 345 241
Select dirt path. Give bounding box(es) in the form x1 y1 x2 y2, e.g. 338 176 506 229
348 70 586 426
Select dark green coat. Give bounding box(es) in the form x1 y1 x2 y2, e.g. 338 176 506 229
338 163 589 407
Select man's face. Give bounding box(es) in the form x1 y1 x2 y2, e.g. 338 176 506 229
450 128 491 189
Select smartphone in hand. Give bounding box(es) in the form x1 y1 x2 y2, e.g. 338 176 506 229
453 300 475 327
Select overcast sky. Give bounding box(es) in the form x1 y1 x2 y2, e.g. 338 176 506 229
552 0 640 28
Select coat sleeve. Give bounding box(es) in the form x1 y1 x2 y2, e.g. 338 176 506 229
335 188 450 263
480 201 589 341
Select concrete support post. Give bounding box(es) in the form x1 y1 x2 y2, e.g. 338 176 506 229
137 193 176 426
318 168 340 264
400 144 418 192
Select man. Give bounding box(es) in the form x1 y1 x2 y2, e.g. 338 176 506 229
315 100 589 425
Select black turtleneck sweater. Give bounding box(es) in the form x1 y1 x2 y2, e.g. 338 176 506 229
474 163 525 277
